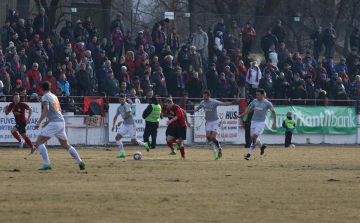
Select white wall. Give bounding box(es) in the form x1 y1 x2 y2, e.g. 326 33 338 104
46 113 360 146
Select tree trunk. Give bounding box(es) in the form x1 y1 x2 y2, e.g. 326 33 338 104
101 0 112 41
188 0 197 33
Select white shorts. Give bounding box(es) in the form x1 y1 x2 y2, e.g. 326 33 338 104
117 124 137 139
251 121 265 136
205 120 220 133
40 121 67 140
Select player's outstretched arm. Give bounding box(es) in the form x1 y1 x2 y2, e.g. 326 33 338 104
35 102 49 129
182 109 191 127
4 105 10 115
219 99 238 106
236 108 254 119
27 107 33 124
270 107 277 129
112 114 119 132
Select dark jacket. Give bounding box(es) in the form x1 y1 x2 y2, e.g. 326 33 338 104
206 69 218 91
186 78 203 99
102 77 120 96
261 34 278 52
322 28 336 46
60 21 74 41
33 13 50 34
25 19 34 41
109 19 125 34
334 92 350 106
177 46 190 71
228 80 239 97
274 77 289 95
214 23 226 35
291 88 308 105
272 26 286 43
350 28 360 47
207 30 215 50
76 69 91 90
15 25 27 42
259 77 274 98
124 36 136 52
310 31 323 47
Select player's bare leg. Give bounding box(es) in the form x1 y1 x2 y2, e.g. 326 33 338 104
58 138 85 170
11 127 24 148
115 134 126 158
20 133 36 154
210 131 222 158
166 135 177 155
178 139 185 160
206 131 218 159
36 135 52 170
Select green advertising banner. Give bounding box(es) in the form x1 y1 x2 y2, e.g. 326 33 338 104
263 106 357 134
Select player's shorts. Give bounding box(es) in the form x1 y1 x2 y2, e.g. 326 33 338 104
117 124 137 139
15 122 27 134
251 121 265 136
205 119 220 132
166 125 174 136
167 126 187 140
40 121 67 140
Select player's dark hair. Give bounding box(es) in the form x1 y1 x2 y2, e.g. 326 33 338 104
256 89 265 95
13 93 19 97
203 90 211 96
164 98 173 104
119 93 125 98
42 81 51 91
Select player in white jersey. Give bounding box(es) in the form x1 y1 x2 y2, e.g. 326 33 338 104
237 89 277 160
194 90 237 160
34 82 85 170
111 94 149 158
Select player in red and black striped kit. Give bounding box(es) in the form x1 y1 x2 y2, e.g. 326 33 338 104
5 93 36 154
163 98 190 159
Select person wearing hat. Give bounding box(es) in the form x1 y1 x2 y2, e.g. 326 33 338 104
318 73 330 95
102 68 120 97
167 27 180 56
135 30 146 52
314 84 328 106
214 18 226 35
11 79 23 94
302 51 317 68
33 7 49 35
192 24 208 69
291 56 305 77
310 26 323 62
272 20 286 44
110 13 125 34
322 23 336 59
241 21 256 56
74 20 89 44
261 27 279 61
335 58 348 74
1 20 14 51
142 96 161 149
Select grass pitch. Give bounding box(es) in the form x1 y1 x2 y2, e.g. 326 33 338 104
0 145 359 223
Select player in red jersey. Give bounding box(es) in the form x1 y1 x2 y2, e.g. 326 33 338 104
163 98 188 159
5 93 36 154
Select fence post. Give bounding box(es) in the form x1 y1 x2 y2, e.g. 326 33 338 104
86 115 88 147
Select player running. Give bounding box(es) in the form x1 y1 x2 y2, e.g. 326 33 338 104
111 94 149 158
5 93 36 154
161 96 191 155
194 90 236 160
163 98 188 159
237 89 277 160
34 82 85 170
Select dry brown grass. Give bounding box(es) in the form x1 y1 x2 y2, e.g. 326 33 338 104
0 145 360 223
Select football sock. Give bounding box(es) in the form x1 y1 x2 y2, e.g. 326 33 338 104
213 139 220 149
24 137 34 148
180 147 185 158
249 141 256 155
68 145 82 165
116 140 124 153
167 141 175 151
256 138 262 147
12 132 21 142
210 142 217 154
38 144 50 165
136 140 144 146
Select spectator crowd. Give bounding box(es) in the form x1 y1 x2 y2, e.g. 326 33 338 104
1 8 360 108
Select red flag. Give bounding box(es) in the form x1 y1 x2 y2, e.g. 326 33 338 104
84 97 104 117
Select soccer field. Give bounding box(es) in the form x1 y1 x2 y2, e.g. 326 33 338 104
0 145 359 223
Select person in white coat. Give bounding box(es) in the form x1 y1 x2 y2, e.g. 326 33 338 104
215 31 224 51
246 61 262 97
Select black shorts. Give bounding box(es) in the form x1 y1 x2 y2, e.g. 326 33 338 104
15 122 27 134
167 126 187 140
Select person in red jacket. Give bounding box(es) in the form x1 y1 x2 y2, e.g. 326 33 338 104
42 69 57 94
241 21 256 56
25 62 42 92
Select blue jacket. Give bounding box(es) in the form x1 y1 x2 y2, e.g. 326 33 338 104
292 62 306 75
335 64 348 74
214 23 226 35
302 57 317 69
57 80 70 96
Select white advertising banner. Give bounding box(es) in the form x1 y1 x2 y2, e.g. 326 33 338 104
0 102 42 142
194 105 239 143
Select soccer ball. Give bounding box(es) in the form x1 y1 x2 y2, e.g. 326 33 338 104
133 151 142 160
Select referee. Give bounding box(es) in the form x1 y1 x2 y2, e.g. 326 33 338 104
142 96 161 149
